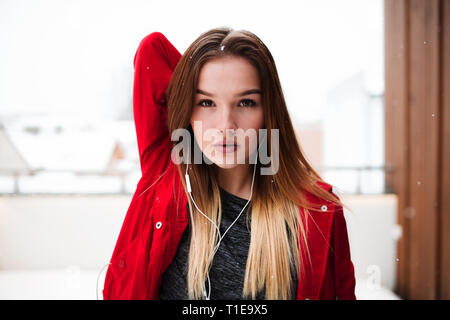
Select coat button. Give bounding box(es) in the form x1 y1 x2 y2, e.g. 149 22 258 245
321 205 328 212
156 221 162 229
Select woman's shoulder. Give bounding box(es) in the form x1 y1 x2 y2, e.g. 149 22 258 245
299 179 345 224
315 180 333 192
304 179 337 205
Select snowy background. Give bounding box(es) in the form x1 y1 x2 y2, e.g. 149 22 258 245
0 0 385 195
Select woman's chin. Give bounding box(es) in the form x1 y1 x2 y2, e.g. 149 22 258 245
214 162 240 169
211 156 247 169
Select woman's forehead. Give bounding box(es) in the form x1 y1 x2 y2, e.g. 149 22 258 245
197 56 260 93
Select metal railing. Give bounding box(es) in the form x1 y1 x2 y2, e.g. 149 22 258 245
0 168 135 195
320 164 393 194
0 164 393 195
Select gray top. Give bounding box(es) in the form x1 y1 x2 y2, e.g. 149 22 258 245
158 187 298 300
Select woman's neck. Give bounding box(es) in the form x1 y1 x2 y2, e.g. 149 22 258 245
215 164 253 201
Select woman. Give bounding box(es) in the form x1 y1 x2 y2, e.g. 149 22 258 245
102 28 356 300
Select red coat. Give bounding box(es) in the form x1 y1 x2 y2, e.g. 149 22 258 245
102 32 356 300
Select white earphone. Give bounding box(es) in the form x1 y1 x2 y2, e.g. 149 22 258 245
185 144 259 300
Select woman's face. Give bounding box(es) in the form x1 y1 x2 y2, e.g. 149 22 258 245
190 55 264 169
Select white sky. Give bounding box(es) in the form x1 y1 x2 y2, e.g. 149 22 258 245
0 0 383 126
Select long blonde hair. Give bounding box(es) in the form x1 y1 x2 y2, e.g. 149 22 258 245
166 27 344 300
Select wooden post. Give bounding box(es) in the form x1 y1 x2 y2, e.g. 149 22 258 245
439 0 450 300
385 0 450 299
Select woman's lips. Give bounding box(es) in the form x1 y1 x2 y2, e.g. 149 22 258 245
213 144 239 153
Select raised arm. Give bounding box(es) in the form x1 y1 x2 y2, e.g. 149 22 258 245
132 32 182 176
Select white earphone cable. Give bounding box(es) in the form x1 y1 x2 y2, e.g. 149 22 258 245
185 148 258 300
96 262 112 300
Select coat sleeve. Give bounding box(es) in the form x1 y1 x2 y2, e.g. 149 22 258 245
102 178 154 300
332 202 357 300
132 32 182 176
102 32 181 300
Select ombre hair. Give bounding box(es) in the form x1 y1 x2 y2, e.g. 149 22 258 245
166 27 345 300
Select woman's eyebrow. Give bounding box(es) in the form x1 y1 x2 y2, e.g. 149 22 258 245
196 88 261 97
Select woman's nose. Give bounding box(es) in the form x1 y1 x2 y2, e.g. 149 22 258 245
218 105 237 132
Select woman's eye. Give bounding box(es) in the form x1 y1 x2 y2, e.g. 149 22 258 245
196 99 257 107
239 99 257 107
197 99 214 107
